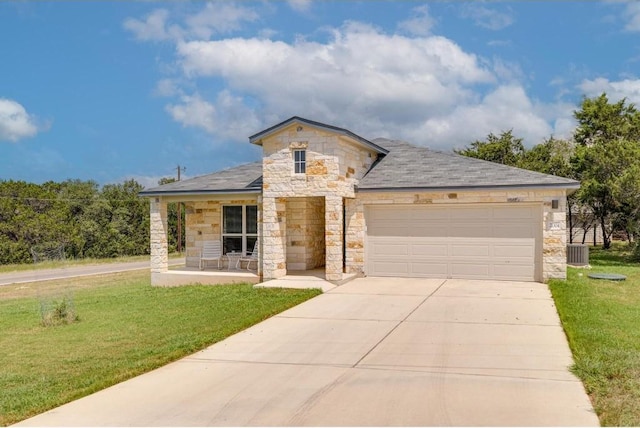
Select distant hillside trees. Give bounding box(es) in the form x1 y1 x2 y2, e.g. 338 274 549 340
0 179 150 264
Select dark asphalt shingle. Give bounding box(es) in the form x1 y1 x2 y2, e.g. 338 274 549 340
139 162 262 196
358 139 579 190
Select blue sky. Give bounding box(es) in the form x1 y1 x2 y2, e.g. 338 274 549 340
2 1 640 187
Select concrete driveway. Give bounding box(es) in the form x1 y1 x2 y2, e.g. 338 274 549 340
16 278 598 427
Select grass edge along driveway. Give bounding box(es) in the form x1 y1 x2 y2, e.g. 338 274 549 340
0 270 321 426
549 245 640 427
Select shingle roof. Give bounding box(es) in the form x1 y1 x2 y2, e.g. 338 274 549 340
139 137 579 197
358 139 580 191
139 162 262 196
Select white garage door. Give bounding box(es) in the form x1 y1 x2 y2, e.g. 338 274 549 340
365 204 541 281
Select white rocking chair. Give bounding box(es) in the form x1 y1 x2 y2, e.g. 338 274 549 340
199 241 223 270
239 241 259 271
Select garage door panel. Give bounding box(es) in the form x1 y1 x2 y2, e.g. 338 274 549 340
411 243 449 257
450 263 491 277
495 225 536 238
409 223 449 237
450 244 490 257
366 204 540 282
493 206 536 219
408 208 449 221
409 262 449 276
449 225 494 238
370 242 409 256
449 207 492 220
492 264 535 280
369 261 410 276
493 243 535 258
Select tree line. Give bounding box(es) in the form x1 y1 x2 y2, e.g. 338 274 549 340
457 92 640 251
0 178 184 265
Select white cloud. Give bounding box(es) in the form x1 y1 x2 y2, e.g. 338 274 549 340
154 78 183 97
123 9 177 42
417 85 561 150
165 91 261 142
399 5 436 36
460 3 514 31
129 4 572 150
166 94 217 134
0 98 44 143
287 0 312 13
185 2 259 39
578 77 640 104
124 3 259 42
618 1 640 31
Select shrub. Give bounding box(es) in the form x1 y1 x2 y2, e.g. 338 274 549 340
39 295 79 326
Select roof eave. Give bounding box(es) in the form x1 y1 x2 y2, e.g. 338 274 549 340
356 182 581 193
139 188 262 198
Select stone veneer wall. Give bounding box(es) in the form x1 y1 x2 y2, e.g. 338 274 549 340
285 197 325 271
184 196 260 269
150 198 168 273
260 124 378 281
345 189 568 282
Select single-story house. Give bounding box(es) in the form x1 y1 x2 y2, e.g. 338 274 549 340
140 116 579 286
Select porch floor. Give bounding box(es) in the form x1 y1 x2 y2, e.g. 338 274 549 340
153 266 259 287
255 269 334 292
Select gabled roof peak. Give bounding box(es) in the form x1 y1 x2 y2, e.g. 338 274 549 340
249 116 388 154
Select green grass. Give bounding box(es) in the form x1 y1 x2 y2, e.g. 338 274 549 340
0 271 321 426
0 253 183 274
549 242 640 426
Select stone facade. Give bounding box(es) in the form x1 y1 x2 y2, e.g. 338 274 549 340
184 196 260 270
258 123 379 281
345 189 568 282
150 198 169 273
149 120 572 285
285 197 325 270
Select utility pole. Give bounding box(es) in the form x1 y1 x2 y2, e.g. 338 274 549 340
176 165 186 253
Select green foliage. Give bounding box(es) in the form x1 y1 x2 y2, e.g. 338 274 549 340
573 93 640 147
572 94 640 248
518 137 575 178
454 129 525 166
40 295 79 326
157 177 184 253
0 178 150 264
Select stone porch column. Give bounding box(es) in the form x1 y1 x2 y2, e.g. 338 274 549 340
262 196 287 279
325 195 344 282
150 197 169 275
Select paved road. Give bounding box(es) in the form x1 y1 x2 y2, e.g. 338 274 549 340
0 258 185 286
16 277 598 426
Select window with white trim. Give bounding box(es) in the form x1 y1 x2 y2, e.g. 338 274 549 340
222 205 258 255
293 149 306 174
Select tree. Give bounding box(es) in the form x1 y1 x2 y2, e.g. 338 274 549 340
572 93 640 249
518 137 574 177
455 130 525 167
157 177 184 253
574 93 640 147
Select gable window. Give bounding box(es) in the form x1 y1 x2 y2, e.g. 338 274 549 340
293 149 306 174
222 205 257 255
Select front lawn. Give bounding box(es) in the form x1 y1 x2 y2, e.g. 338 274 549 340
0 271 320 426
549 244 640 426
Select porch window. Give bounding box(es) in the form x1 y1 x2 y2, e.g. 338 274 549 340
293 149 306 174
222 205 258 255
